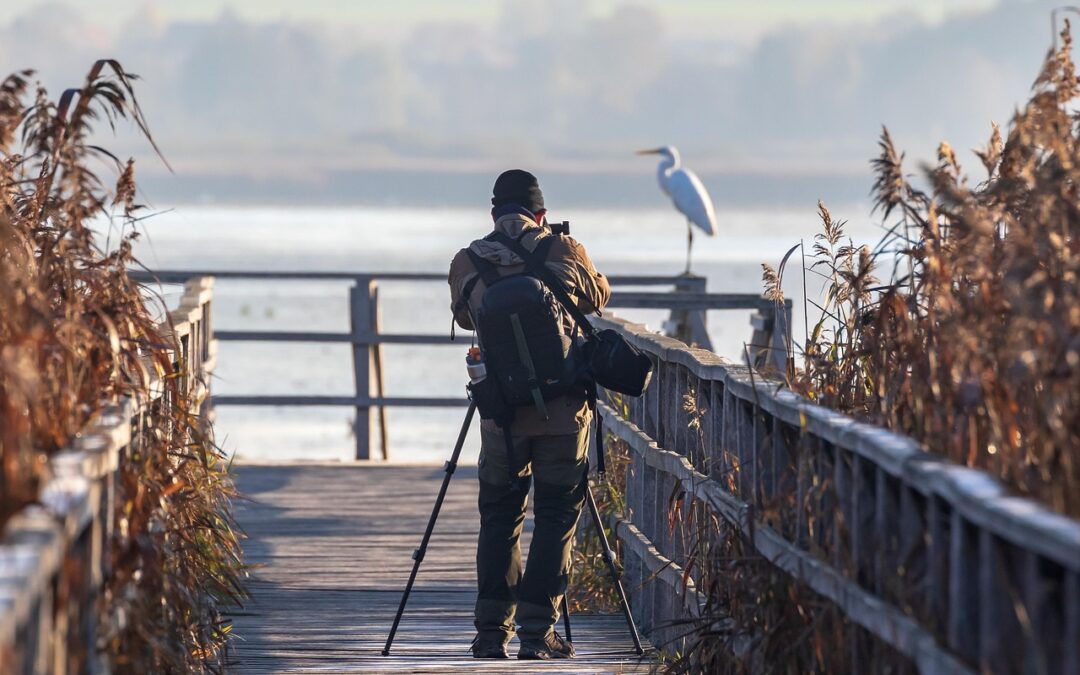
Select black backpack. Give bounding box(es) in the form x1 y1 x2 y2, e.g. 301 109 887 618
459 233 585 423
457 230 654 490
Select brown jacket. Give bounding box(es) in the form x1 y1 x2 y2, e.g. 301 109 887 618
448 211 611 435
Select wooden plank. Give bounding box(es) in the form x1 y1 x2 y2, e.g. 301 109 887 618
212 395 470 407
608 291 768 311
227 464 653 673
214 330 457 345
131 269 691 286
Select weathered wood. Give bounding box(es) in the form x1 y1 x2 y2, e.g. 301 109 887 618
603 292 769 312
604 312 1080 556
214 330 455 345
227 464 652 673
947 512 979 661
132 269 695 286
0 279 214 675
212 394 469 407
370 284 390 460
599 403 973 674
350 283 374 460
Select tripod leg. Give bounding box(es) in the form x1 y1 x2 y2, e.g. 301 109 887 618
561 595 573 643
585 480 646 655
383 401 477 656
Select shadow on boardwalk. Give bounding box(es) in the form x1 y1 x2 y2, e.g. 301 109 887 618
226 463 652 673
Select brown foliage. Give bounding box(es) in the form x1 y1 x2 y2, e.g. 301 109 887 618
784 21 1080 517
0 62 243 672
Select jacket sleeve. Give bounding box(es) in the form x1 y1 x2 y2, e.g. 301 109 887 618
550 237 611 315
448 249 476 331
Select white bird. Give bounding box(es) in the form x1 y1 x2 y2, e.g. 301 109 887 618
637 145 717 273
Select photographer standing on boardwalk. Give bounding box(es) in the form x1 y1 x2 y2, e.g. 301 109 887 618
448 170 610 660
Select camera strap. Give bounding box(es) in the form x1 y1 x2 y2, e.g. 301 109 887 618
490 232 598 340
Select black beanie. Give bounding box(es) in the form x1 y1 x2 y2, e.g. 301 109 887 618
491 169 544 213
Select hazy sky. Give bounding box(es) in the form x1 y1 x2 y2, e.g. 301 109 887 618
0 0 1061 205
0 1 995 30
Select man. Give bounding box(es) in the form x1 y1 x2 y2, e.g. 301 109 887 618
448 170 611 660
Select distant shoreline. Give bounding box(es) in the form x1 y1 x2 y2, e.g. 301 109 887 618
135 167 874 210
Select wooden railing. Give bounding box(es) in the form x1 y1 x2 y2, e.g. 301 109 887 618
130 270 791 460
0 277 216 674
595 314 1080 674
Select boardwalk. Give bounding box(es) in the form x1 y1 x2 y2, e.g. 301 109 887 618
228 463 653 673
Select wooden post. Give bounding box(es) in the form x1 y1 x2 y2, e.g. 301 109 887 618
350 281 375 460
747 299 792 374
771 299 793 376
369 284 390 460
665 275 712 351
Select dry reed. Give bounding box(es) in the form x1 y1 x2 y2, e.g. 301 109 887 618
657 16 1080 673
765 21 1080 518
0 62 244 672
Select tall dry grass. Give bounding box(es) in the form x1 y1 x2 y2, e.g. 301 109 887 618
0 62 244 672
653 17 1080 674
764 21 1080 518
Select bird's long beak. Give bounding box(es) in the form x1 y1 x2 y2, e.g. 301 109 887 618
636 148 662 155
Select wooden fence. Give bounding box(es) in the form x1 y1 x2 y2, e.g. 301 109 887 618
0 277 216 674
596 314 1080 674
130 270 790 461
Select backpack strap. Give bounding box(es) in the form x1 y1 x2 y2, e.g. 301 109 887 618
492 231 608 477
490 232 597 339
452 249 504 324
465 249 502 286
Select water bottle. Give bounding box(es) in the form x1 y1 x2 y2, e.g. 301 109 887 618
466 347 486 383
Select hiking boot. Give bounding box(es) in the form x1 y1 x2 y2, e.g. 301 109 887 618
470 635 509 659
518 631 576 660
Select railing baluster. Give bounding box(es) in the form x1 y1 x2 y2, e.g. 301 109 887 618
897 485 924 612
833 445 850 572
948 511 979 661
1018 550 1044 674
720 388 737 492
737 401 754 501
675 366 689 457
694 377 711 474
793 429 808 547
851 454 865 586
1065 570 1079 675
927 495 948 637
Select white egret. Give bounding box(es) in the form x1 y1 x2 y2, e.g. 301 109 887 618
637 146 717 273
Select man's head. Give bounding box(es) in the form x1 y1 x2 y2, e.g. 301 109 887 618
491 169 545 217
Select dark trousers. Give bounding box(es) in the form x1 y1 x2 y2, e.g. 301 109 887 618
474 425 588 642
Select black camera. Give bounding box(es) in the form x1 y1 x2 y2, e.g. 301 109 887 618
548 219 570 236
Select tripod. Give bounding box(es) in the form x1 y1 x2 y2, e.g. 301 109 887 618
382 400 645 656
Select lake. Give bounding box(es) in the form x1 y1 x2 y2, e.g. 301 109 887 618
114 204 880 462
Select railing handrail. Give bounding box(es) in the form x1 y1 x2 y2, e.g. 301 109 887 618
0 277 216 673
129 269 707 285
139 270 790 460
593 312 1080 673
597 314 1080 570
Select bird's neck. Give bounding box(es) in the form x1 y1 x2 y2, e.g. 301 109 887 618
659 152 679 175
657 154 678 194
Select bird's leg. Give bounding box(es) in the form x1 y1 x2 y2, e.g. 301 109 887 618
685 219 693 274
